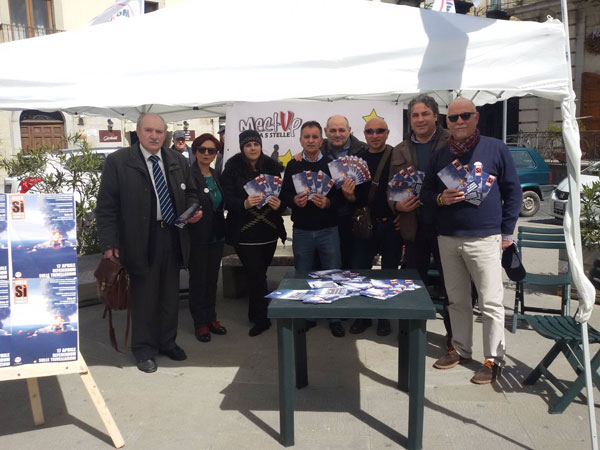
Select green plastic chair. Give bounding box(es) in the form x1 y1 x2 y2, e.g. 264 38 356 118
523 315 600 413
512 226 572 334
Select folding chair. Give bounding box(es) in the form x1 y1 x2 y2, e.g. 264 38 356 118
523 315 600 413
512 226 572 333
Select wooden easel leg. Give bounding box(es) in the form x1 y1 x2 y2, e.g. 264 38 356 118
78 355 125 448
26 378 45 426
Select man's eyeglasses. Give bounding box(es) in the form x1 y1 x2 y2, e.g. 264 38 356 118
447 112 476 123
196 147 217 155
364 128 388 135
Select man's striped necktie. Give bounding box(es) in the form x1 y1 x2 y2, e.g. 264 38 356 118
149 154 175 225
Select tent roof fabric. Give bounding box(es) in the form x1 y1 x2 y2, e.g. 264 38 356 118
0 0 569 120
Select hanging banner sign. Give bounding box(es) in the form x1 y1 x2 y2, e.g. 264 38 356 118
224 100 404 167
99 130 122 143
0 194 78 368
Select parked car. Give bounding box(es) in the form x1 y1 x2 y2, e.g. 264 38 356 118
509 146 552 217
551 160 600 220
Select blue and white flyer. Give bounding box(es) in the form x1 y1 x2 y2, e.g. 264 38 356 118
9 194 77 280
9 277 78 365
0 193 79 368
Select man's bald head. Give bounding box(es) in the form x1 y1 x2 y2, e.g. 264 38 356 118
363 117 389 152
447 98 479 143
324 115 351 149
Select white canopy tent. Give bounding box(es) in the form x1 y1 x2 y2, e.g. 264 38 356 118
0 0 596 444
0 0 573 118
0 0 593 313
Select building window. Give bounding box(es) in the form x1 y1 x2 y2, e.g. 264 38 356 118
8 0 54 39
145 2 159 13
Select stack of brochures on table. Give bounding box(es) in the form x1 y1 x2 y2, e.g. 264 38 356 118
328 156 371 188
388 166 425 202
266 270 421 303
292 170 335 199
437 160 496 206
243 174 283 208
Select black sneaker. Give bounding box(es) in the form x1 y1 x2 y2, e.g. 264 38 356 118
249 321 271 337
329 322 345 338
349 318 372 334
376 319 391 336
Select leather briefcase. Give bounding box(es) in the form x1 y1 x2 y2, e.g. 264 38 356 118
94 258 131 353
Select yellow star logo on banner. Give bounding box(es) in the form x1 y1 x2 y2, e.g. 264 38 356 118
279 149 293 167
362 109 380 122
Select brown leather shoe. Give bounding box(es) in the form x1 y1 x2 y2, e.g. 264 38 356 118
433 346 472 369
471 360 502 384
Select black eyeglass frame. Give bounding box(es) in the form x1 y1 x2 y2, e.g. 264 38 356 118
364 128 389 135
447 112 477 123
196 147 217 155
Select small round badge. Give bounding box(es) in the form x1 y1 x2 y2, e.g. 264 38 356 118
204 187 210 194
180 183 186 190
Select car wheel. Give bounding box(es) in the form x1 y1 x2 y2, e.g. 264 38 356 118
520 191 540 217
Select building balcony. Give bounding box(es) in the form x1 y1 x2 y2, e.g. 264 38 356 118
0 23 63 44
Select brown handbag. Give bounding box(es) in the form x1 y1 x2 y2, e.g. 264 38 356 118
94 257 131 353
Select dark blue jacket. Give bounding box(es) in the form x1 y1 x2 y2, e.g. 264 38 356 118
420 135 522 237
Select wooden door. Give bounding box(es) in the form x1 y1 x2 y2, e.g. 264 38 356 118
582 72 600 131
20 121 65 150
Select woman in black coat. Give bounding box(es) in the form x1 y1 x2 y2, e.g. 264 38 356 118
221 130 286 337
187 133 227 343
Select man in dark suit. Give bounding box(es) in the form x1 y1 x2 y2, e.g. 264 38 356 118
96 113 201 373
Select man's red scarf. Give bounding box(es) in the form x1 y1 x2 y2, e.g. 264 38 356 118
449 129 480 157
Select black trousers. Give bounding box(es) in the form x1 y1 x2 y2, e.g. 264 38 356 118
188 241 224 329
405 223 452 338
129 226 181 361
337 214 354 270
351 219 403 270
235 242 277 326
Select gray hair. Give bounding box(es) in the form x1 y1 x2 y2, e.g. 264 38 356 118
408 94 439 117
136 113 167 132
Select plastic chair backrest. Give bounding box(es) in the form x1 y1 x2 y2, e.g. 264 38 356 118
517 226 566 250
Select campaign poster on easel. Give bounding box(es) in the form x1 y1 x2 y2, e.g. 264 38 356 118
0 193 78 367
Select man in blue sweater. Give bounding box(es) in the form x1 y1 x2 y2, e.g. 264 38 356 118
420 98 522 384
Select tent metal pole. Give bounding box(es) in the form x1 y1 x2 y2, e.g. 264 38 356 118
502 100 507 144
561 1 598 449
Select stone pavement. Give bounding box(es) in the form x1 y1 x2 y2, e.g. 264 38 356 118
1 224 599 449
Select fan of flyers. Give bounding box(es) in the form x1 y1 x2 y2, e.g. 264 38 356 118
328 156 372 188
388 166 425 202
437 160 496 206
243 174 283 208
292 170 335 199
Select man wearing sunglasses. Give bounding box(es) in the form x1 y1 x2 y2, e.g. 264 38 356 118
421 98 521 385
171 130 195 166
341 117 400 336
388 95 451 345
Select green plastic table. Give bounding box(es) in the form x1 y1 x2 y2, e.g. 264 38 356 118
267 270 436 449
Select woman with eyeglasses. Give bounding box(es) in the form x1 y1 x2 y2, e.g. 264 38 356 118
221 130 286 337
187 133 227 343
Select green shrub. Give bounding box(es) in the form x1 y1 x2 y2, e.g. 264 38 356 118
581 180 600 251
0 134 102 255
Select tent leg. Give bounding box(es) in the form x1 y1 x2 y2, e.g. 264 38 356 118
581 323 598 450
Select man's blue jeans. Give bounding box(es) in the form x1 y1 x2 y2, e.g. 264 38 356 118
292 226 342 325
292 226 342 271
